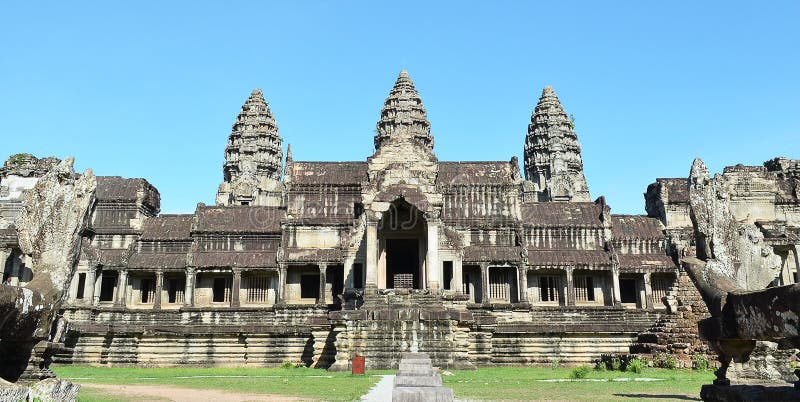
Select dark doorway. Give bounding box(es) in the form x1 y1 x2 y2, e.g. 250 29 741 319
212 277 228 302
386 238 420 289
300 274 320 299
76 273 86 300
443 261 453 290
99 271 117 302
352 263 364 288
326 265 344 303
620 278 638 304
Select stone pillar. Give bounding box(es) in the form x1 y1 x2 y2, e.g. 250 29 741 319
480 262 489 304
231 268 242 308
365 221 378 289
184 267 196 307
93 269 103 306
85 266 97 306
153 270 163 310
0 248 9 284
565 267 575 306
318 263 328 305
518 266 528 302
343 256 355 288
611 268 621 306
453 256 464 294
426 220 440 290
643 272 653 309
115 269 128 308
277 265 287 304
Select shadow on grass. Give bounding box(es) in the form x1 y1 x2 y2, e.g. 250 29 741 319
613 394 701 401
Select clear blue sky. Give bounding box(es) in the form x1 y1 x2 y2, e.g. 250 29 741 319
1 2 797 214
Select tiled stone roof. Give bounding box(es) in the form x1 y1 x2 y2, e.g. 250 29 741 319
526 249 612 267
128 253 187 269
437 162 516 185
290 162 367 185
96 176 160 209
618 254 677 270
194 205 283 233
611 215 664 240
463 246 522 263
521 202 603 227
190 251 278 268
140 214 193 241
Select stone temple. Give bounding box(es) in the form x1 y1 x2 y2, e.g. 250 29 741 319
1 71 798 370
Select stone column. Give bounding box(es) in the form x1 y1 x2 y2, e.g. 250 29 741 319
85 266 97 306
365 221 378 289
231 268 242 308
153 270 163 310
480 262 489 304
277 265 287 304
318 263 328 305
93 269 103 306
343 256 355 288
426 219 440 290
453 256 464 294
565 267 575 306
611 269 621 306
184 267 196 307
115 269 128 308
643 272 653 309
518 266 528 302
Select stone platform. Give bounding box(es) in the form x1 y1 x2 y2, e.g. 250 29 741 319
392 353 454 402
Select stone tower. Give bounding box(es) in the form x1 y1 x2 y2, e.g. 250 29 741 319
216 89 284 206
373 70 434 151
523 86 590 202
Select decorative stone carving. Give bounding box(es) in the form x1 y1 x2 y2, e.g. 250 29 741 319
0 157 95 383
523 86 590 202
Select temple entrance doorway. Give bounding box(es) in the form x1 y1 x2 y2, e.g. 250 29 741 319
386 239 420 289
379 198 427 290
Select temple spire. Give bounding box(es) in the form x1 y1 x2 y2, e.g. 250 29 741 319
216 88 284 206
374 70 433 150
523 86 590 202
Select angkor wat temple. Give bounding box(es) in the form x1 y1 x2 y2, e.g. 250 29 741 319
1 71 798 369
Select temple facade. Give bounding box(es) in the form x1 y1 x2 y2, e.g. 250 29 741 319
1 71 797 369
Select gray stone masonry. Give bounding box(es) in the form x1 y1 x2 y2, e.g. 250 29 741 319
392 352 454 402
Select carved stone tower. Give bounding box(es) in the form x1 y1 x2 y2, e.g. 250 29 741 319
523 86 590 202
216 89 284 206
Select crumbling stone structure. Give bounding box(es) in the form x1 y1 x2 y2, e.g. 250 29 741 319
1 72 797 371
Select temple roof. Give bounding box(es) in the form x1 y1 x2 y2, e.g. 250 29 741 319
96 176 160 210
140 214 194 241
651 178 689 204
374 70 433 150
611 215 665 240
521 202 603 227
194 205 283 233
289 162 367 185
618 254 676 270
438 162 517 185
526 249 612 267
127 253 187 269
191 251 278 268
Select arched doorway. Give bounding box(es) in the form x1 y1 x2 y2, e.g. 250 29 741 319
378 199 426 289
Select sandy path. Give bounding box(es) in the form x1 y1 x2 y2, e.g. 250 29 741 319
79 382 311 402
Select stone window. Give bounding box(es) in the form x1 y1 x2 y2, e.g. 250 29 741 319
247 274 270 303
574 275 595 302
620 278 638 304
300 274 320 299
650 274 673 309
75 273 86 300
140 278 155 304
489 266 518 303
99 271 117 302
539 275 560 303
212 277 231 303
166 277 184 304
442 261 453 290
352 263 364 288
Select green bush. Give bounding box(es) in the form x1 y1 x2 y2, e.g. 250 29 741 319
693 353 710 370
653 353 678 370
549 357 561 369
611 357 622 371
280 361 296 369
570 366 591 379
594 360 607 371
626 358 644 374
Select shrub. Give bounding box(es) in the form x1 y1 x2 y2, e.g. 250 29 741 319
693 353 710 370
611 357 622 371
594 360 607 371
549 357 561 369
626 357 644 374
653 353 678 370
281 361 296 369
570 366 591 379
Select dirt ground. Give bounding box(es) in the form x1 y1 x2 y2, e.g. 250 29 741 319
79 382 312 402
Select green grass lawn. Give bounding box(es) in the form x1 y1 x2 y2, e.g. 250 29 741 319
53 365 385 402
443 366 714 401
53 364 714 402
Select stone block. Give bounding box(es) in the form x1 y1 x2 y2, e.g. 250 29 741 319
392 386 453 402
394 374 443 387
28 378 80 402
0 379 28 402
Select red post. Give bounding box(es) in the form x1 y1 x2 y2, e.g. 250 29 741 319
352 355 365 375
